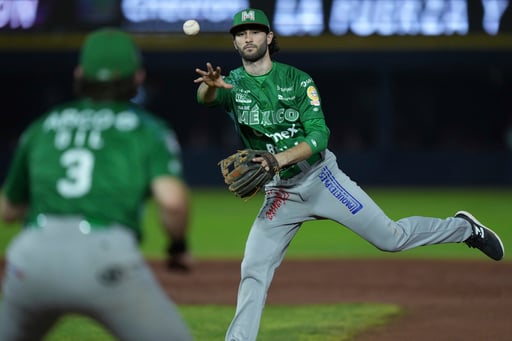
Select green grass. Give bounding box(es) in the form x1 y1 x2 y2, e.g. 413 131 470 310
1 187 510 340
2 187 510 260
140 186 512 260
45 316 116 341
43 304 401 341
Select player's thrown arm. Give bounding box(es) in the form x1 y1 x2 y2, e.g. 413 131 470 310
195 62 233 104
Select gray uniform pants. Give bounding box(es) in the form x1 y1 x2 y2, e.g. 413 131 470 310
0 216 192 341
225 149 473 341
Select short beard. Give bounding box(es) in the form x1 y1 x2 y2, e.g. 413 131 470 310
239 44 268 63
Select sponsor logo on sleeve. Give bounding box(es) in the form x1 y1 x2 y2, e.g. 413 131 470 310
307 86 320 106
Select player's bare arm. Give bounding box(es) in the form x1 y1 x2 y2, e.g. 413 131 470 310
254 142 313 172
195 62 233 103
152 176 190 241
152 176 194 269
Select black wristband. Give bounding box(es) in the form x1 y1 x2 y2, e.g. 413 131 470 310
168 239 188 255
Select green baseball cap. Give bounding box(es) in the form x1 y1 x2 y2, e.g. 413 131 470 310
230 8 271 34
79 28 141 82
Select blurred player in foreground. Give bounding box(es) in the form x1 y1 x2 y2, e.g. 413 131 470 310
0 28 193 340
194 8 505 341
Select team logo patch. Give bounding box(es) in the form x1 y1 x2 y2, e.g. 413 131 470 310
307 86 320 106
263 189 290 221
241 10 256 22
318 167 363 214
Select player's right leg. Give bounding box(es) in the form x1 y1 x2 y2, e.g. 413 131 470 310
225 200 303 341
0 297 60 340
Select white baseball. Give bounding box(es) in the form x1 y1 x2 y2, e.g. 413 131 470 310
183 19 200 36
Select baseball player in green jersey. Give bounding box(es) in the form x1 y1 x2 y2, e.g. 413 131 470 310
0 28 193 340
195 8 506 341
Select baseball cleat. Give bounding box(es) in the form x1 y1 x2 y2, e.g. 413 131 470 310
456 211 505 261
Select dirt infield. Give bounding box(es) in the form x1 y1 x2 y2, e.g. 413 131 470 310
153 258 512 341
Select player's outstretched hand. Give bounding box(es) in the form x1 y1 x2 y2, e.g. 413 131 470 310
194 62 233 89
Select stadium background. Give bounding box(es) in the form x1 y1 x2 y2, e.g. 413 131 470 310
1 0 511 187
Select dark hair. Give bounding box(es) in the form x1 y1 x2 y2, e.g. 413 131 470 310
269 34 280 56
74 77 137 101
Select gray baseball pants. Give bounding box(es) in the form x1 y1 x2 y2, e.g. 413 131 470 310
0 216 192 341
225 149 472 341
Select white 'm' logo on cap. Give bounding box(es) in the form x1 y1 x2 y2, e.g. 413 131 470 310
241 10 255 22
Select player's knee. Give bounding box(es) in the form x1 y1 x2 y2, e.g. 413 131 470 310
369 224 407 252
240 258 274 284
241 263 268 280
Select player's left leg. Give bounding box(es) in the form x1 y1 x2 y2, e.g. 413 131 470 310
309 151 473 252
455 211 504 260
81 228 193 341
92 260 193 341
311 161 504 260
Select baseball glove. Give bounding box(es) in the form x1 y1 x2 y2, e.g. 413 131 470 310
218 149 280 199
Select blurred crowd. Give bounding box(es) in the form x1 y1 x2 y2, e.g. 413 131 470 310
1 50 512 185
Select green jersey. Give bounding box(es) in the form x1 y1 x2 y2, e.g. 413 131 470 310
207 61 330 155
2 99 183 237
